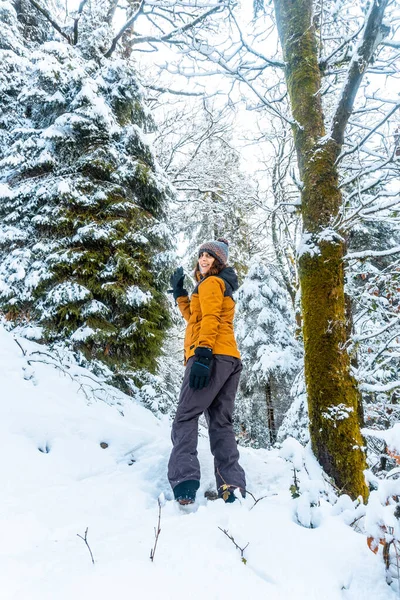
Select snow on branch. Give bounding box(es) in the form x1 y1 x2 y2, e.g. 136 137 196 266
345 246 400 261
145 84 204 97
105 1 226 58
352 317 400 344
229 9 284 69
383 39 400 49
330 0 389 147
319 24 364 72
336 101 400 164
360 380 400 393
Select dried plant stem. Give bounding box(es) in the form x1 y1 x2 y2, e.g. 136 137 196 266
218 527 249 564
13 337 27 356
77 527 95 565
150 497 162 562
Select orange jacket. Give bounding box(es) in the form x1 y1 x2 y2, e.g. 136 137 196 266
177 267 241 363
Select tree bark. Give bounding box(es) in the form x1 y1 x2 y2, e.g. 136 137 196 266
273 0 372 500
266 377 277 445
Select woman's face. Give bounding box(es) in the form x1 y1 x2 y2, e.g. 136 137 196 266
198 251 215 275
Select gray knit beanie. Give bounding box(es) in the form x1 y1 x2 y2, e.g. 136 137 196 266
198 238 229 266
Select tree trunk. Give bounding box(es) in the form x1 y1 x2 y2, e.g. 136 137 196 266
273 0 369 500
266 377 277 445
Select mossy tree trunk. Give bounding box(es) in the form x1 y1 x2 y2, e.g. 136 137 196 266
273 0 388 500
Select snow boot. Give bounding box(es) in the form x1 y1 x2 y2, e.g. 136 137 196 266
173 480 200 505
219 485 246 503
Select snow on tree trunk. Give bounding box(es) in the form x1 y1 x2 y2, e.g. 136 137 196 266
273 0 369 500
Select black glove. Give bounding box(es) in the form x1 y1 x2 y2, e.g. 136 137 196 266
189 347 213 390
168 266 188 301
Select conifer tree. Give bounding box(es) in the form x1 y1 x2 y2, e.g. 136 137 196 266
0 0 174 385
234 260 302 447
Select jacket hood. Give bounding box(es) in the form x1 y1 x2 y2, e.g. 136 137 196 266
218 266 239 292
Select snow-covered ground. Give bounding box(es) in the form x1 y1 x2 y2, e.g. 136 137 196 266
0 324 395 600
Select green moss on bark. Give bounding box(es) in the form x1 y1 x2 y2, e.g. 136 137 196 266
300 241 368 499
274 0 369 501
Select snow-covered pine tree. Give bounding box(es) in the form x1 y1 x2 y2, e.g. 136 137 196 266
0 2 29 161
234 260 302 447
0 0 174 386
277 371 309 446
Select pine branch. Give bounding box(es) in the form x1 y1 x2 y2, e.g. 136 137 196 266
26 0 71 43
330 0 389 147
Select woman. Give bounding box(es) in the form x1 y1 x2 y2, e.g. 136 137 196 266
168 238 246 505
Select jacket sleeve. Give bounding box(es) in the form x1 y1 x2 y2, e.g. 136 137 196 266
176 295 191 323
197 276 225 350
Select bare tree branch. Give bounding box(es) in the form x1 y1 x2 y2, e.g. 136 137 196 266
330 0 390 147
230 9 285 69
383 39 400 49
105 1 225 58
319 24 364 72
13 337 27 356
105 0 144 57
27 0 71 42
145 84 204 97
73 0 89 45
337 101 400 164
346 245 400 260
106 0 120 25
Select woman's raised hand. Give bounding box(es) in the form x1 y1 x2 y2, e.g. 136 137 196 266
169 266 188 300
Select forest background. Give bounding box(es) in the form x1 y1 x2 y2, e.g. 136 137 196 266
1 0 400 586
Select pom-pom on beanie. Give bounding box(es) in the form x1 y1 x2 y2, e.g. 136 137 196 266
198 238 229 266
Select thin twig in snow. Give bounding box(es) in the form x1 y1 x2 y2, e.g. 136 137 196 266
13 338 27 357
150 497 162 562
77 527 95 565
244 488 276 510
218 527 249 564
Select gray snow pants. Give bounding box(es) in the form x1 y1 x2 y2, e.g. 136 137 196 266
168 354 246 494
